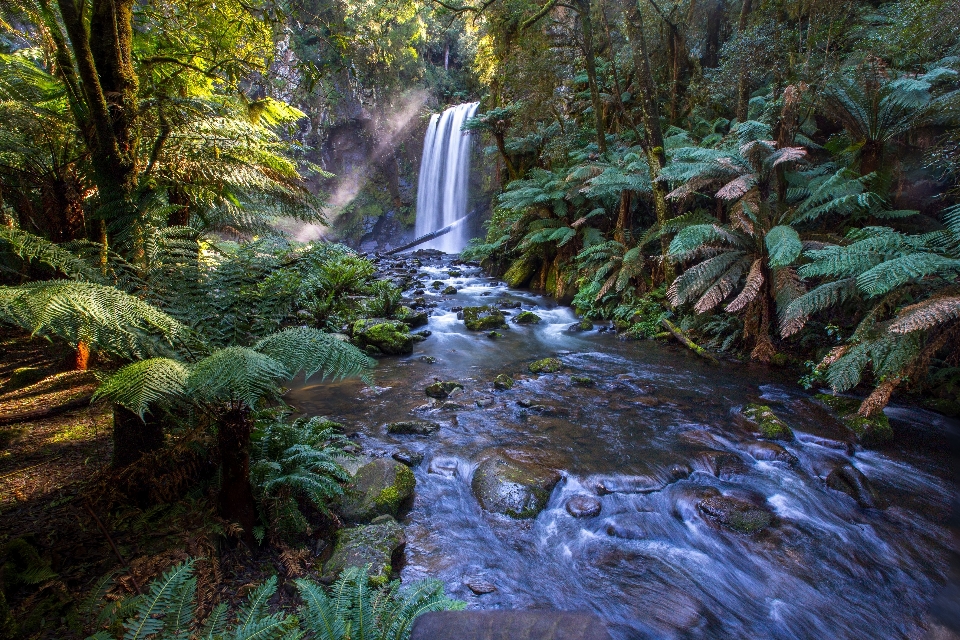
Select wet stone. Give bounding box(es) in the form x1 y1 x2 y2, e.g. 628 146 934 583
568 318 595 332
321 517 405 585
425 380 464 399
493 374 514 390
471 452 562 519
476 396 496 408
744 441 799 466
386 420 441 435
566 495 602 518
428 457 459 477
441 285 458 295
740 404 794 441
815 394 893 447
463 306 507 331
701 451 750 479
826 462 885 509
698 495 774 534
340 458 416 523
513 311 542 324
392 449 424 468
529 358 563 374
571 375 595 387
464 577 497 595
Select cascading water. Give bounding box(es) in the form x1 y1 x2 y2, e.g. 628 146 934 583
414 102 480 253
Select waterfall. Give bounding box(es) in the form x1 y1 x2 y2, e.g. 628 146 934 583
414 102 480 253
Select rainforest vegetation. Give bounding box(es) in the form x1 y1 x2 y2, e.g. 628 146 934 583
0 0 958 637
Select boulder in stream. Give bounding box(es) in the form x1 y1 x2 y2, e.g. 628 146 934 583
387 420 441 435
739 404 794 441
463 306 507 331
566 495 602 518
351 319 414 355
744 441 799 466
493 374 514 390
698 495 773 534
441 285 458 295
826 462 886 509
321 516 405 585
529 358 563 374
513 311 542 324
397 306 429 328
425 380 464 399
815 394 893 447
471 452 562 519
568 318 594 332
340 458 416 523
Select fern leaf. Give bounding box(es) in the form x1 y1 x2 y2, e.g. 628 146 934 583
123 560 194 640
93 358 190 417
187 347 289 407
726 259 764 313
254 328 374 384
889 296 960 334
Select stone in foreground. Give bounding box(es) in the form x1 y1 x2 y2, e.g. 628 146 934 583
351 318 414 355
321 517 405 585
425 380 464 398
815 394 893 447
340 458 416 523
387 420 441 435
412 611 612 640
740 404 794 440
471 452 562 519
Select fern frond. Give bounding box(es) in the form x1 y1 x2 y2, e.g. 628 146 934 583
889 296 960 334
254 328 375 384
122 560 195 640
93 358 190 417
780 279 858 337
726 259 764 313
186 347 289 407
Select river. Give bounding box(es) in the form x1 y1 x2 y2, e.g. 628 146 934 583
288 251 959 640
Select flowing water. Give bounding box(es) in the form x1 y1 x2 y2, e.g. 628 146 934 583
289 253 958 639
414 103 480 253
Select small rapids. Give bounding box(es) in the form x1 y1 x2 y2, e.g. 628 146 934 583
288 253 958 640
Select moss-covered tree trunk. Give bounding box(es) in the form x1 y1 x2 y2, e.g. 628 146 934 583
218 406 257 547
735 0 754 122
624 1 674 283
578 0 606 154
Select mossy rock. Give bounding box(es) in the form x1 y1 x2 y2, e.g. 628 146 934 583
815 394 893 447
386 420 441 435
447 270 462 277
321 518 405 586
471 453 562 519
397 306 428 328
741 404 794 441
340 458 416 523
568 319 594 332
487 331 504 339
493 374 514 390
529 358 562 374
503 257 537 288
431 281 444 289
462 306 507 331
351 319 414 356
513 311 542 325
570 375 594 387
441 285 458 295
826 462 885 509
698 496 773 534
425 380 463 399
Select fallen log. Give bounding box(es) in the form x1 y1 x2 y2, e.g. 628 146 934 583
660 318 720 365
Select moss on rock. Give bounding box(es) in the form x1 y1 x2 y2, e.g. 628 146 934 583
321 518 405 585
570 375 595 387
503 257 537 288
741 404 794 441
340 458 416 523
698 496 773 534
471 453 561 519
529 358 563 374
493 374 514 390
815 394 893 446
462 306 507 331
513 311 542 324
352 319 414 355
425 381 464 399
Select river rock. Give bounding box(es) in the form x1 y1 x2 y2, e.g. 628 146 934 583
568 318 594 332
321 517 405 585
744 441 799 466
387 420 441 435
739 404 794 440
471 452 562 519
397 306 429 328
593 475 666 495
698 495 773 533
815 394 893 447
463 577 497 595
340 458 416 523
462 305 507 331
571 375 595 387
529 358 562 374
425 380 464 398
493 374 514 390
351 319 414 355
566 495 602 518
513 311 542 324
700 451 750 478
826 463 885 509
442 285 458 295
392 449 424 467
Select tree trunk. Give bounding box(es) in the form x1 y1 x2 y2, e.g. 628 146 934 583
218 406 257 547
614 191 632 244
74 341 90 370
750 274 776 362
579 0 607 154
735 0 754 122
624 1 674 283
112 404 164 468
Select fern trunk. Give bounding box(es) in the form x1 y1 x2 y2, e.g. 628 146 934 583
112 404 164 468
735 0 754 122
578 0 606 154
218 406 258 547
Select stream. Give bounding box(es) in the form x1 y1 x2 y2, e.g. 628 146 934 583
288 251 959 639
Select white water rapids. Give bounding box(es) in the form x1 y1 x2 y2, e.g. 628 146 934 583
414 102 480 253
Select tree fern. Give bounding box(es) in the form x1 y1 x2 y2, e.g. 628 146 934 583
254 327 375 384
93 358 190 417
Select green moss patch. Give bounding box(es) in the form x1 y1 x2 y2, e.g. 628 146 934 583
351 319 414 355
815 394 893 446
741 404 794 441
462 306 507 331
513 311 542 325
529 358 562 374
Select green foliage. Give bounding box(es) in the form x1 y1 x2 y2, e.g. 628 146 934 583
85 561 463 640
250 414 352 541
